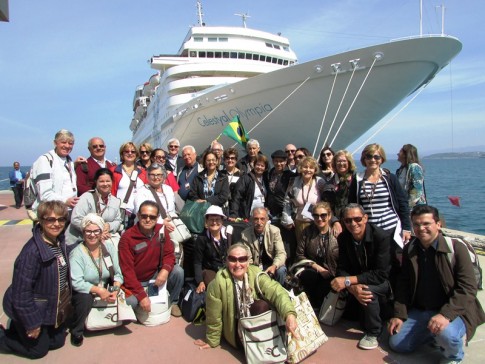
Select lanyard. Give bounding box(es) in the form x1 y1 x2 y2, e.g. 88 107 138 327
302 179 313 204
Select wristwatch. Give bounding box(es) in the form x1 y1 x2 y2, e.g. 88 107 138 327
344 277 351 287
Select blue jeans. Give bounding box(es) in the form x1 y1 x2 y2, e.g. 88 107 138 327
389 308 466 361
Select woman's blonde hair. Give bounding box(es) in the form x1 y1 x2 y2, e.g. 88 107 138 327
360 143 387 167
297 156 320 175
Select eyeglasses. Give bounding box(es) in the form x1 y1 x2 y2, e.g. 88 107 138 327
227 255 249 263
322 152 333 157
154 155 166 160
84 229 102 236
295 155 305 160
168 145 179 149
285 150 296 154
365 154 382 161
336 160 348 164
91 144 105 149
149 173 164 179
312 213 328 220
140 150 149 155
207 217 223 224
42 217 67 224
225 156 237 160
139 214 158 221
123 150 137 154
343 216 364 224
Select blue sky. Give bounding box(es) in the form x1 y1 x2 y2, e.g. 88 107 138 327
1 0 484 166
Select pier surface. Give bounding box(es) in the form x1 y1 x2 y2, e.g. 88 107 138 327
1 191 484 363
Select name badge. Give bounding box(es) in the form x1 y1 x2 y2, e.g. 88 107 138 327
58 255 67 267
185 183 190 189
103 256 114 269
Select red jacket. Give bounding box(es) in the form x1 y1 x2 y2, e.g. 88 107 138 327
118 223 175 302
76 157 116 196
109 164 147 198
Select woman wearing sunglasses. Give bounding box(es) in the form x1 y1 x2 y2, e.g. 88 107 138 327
1 201 71 358
109 142 147 228
294 202 339 308
136 142 153 170
69 214 123 347
349 144 411 283
194 243 299 350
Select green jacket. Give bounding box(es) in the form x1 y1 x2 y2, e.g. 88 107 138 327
206 265 296 348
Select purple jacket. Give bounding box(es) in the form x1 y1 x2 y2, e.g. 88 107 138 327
3 225 70 330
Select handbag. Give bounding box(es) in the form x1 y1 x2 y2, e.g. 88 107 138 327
117 290 136 322
179 200 211 234
56 285 73 328
85 296 122 331
238 272 288 364
179 280 206 324
318 290 347 326
286 290 328 364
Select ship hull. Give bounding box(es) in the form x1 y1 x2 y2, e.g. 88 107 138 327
132 36 461 155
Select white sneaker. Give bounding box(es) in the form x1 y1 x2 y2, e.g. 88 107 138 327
358 334 378 350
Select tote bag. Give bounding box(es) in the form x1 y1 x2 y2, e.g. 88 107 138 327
318 290 347 326
85 297 122 331
179 200 211 233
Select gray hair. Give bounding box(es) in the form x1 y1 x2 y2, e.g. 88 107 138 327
88 137 104 148
246 139 260 149
182 145 196 154
54 129 74 143
167 138 180 147
81 213 105 231
147 163 167 179
250 207 268 218
341 203 365 219
227 243 251 257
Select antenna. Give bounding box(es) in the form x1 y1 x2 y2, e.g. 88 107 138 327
435 4 446 35
234 12 251 28
419 0 423 36
196 1 204 26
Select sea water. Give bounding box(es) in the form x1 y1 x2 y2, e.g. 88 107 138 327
1 158 484 234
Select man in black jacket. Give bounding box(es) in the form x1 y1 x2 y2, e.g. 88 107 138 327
331 203 393 350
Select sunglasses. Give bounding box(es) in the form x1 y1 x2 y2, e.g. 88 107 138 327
365 154 382 161
123 150 137 154
92 144 105 149
225 156 237 160
227 255 249 263
140 150 150 155
295 155 305 159
168 145 179 149
140 214 158 221
154 155 166 159
85 229 102 236
343 216 364 224
42 217 67 224
285 150 296 154
312 213 328 220
322 152 333 157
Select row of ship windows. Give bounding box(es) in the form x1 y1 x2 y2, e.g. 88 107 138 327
188 50 294 65
193 36 290 52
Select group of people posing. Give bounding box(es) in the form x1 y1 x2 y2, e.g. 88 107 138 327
1 129 483 364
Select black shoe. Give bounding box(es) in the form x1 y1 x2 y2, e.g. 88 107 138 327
70 334 83 347
0 324 11 353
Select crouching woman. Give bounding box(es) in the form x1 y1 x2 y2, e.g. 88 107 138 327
194 243 299 350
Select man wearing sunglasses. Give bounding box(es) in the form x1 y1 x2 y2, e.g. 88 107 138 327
165 138 184 176
75 137 115 196
284 144 297 172
118 200 184 318
331 203 393 350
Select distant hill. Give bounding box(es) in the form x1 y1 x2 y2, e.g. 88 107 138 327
423 151 485 159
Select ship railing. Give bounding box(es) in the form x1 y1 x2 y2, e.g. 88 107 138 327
391 33 460 42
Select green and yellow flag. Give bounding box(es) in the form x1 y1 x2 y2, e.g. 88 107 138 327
221 115 249 147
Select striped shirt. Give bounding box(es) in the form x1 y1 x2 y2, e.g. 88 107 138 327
359 179 398 231
49 244 68 291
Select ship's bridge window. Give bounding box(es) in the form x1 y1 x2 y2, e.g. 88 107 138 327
245 53 252 60
208 37 217 42
207 51 214 58
272 58 277 64
277 59 283 65
199 51 206 57
283 46 289 51
274 45 281 50
260 55 266 62
252 54 259 60
238 52 245 59
265 42 273 48
215 51 222 58
219 37 228 42
231 52 237 59
283 60 288 65
223 51 229 58
266 57 272 63
190 51 197 57
194 37 203 42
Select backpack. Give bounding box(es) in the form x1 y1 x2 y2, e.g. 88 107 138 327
443 236 483 290
24 153 54 209
179 280 205 324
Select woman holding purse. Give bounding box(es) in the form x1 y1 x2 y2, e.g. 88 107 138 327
69 214 123 347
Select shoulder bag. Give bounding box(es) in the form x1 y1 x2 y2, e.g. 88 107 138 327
318 289 348 326
239 272 287 364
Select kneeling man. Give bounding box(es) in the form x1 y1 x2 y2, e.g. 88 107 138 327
241 207 287 285
119 201 184 317
388 205 485 363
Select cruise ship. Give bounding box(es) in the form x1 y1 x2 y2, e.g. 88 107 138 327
130 2 462 155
